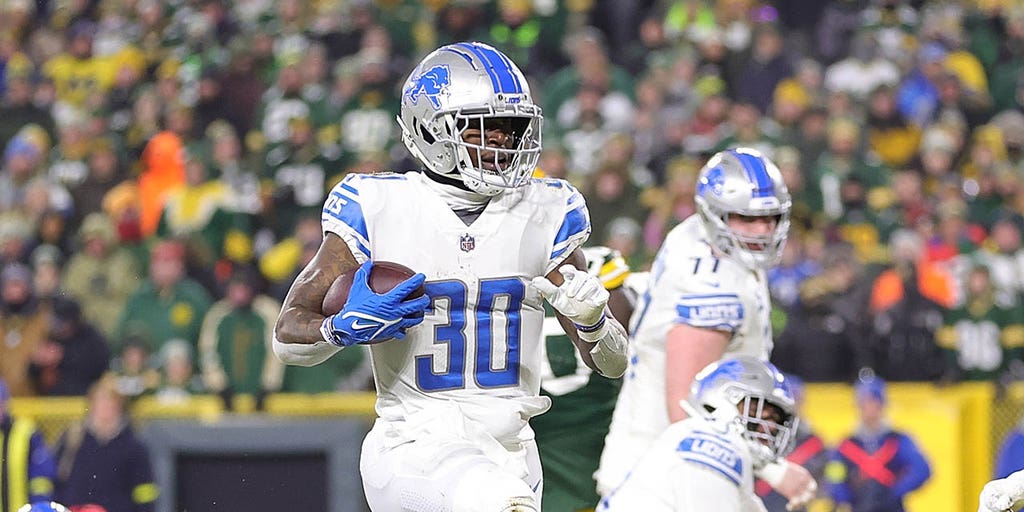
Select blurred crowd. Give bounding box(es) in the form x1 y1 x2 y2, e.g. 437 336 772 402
0 0 1023 405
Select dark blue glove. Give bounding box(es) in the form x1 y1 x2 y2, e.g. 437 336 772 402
320 261 430 347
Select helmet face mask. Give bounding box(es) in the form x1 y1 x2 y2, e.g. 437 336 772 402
398 42 543 196
689 356 799 467
695 148 792 268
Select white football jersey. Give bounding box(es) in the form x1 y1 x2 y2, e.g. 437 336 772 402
599 414 765 512
598 214 772 493
322 171 590 443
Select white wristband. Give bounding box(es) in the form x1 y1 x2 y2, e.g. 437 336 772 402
758 459 789 487
585 321 628 378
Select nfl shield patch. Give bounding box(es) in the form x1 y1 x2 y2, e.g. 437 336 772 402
459 233 475 252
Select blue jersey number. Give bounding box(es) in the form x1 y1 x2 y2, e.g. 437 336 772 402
416 278 524 391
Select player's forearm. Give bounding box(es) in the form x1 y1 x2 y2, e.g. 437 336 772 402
665 326 729 422
581 316 628 378
275 305 328 345
275 235 356 345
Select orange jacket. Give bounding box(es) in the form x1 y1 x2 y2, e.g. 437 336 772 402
870 262 957 313
138 131 186 237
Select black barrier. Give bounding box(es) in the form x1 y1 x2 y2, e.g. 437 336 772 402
143 417 373 512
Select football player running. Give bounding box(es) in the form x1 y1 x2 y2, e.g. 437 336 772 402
600 356 800 512
273 42 628 512
597 148 815 508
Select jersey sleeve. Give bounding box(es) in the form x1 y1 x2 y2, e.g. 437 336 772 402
321 174 372 263
547 182 591 274
674 287 745 332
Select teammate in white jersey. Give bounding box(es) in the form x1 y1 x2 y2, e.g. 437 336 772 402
598 148 814 506
600 355 799 512
273 42 628 512
979 470 1024 512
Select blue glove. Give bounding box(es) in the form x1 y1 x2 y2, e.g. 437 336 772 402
320 261 430 347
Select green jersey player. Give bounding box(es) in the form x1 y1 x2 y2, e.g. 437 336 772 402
534 246 637 511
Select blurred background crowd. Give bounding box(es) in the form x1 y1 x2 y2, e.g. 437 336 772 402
0 0 1023 405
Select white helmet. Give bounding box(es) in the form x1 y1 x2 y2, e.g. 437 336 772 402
687 355 798 467
398 42 543 196
695 148 791 268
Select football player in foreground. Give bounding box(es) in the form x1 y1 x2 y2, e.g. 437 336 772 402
273 42 628 512
597 148 815 507
600 355 800 511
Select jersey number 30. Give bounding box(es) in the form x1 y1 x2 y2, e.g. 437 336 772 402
416 279 524 391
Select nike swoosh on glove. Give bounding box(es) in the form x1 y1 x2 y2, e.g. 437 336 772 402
531 265 609 328
321 261 430 347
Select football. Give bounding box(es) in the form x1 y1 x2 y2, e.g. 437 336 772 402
321 261 425 316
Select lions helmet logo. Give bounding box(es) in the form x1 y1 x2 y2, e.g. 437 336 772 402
697 164 727 198
404 65 451 110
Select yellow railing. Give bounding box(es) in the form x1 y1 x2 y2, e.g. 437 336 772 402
10 384 1024 512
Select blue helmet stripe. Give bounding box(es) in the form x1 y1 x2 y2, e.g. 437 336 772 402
732 150 774 198
475 43 522 93
456 43 520 94
454 43 500 93
488 45 524 93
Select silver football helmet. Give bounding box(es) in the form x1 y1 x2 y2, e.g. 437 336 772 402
398 42 542 196
686 355 798 467
695 148 791 268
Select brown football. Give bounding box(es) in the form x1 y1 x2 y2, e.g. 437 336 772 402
321 261 425 316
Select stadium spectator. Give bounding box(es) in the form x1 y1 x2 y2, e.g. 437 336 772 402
54 376 157 512
198 265 283 407
27 298 109 397
0 133 48 215
826 376 931 512
824 31 901 102
867 230 950 381
29 245 63 305
935 264 1024 384
975 218 1024 308
0 72 57 155
0 377 56 511
714 99 781 157
896 42 948 126
810 116 889 223
152 339 204 405
259 113 337 240
580 134 650 241
732 23 793 115
61 213 140 339
67 139 127 234
870 228 957 314
642 156 698 250
773 242 871 382
155 150 252 270
0 262 51 396
114 239 211 354
106 337 159 402
866 84 922 170
815 0 870 65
